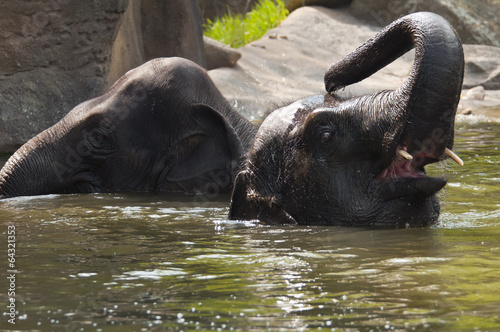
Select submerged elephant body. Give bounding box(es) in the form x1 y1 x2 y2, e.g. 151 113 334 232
0 13 465 227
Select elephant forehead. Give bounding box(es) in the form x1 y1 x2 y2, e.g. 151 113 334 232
252 95 326 151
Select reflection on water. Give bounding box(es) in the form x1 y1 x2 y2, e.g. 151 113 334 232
1 120 499 331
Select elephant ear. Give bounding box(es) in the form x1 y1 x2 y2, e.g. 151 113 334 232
166 103 245 192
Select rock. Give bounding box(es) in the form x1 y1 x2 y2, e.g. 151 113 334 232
350 0 500 48
458 89 500 117
462 86 485 101
286 0 352 12
204 36 242 70
463 45 500 90
0 0 206 153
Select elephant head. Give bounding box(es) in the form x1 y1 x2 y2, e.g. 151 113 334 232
0 58 256 197
229 12 464 227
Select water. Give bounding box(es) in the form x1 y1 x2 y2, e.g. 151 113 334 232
1 118 499 331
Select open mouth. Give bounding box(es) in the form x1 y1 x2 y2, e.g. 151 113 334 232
375 144 463 200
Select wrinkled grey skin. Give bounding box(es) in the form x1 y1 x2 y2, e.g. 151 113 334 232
0 57 256 197
229 12 464 227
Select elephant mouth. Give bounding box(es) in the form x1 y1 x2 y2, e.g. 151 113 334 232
374 145 462 200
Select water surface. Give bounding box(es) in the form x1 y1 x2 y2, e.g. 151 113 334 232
1 118 499 331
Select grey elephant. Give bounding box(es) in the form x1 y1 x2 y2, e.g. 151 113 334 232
229 12 465 227
0 58 256 197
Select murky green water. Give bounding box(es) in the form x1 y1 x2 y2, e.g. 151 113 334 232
1 117 499 331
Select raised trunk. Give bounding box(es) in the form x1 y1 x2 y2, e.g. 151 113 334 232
324 12 464 158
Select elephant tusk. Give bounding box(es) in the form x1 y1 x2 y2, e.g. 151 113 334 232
445 148 464 166
398 149 413 160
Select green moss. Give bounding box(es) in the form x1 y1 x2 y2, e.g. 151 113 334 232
203 0 289 48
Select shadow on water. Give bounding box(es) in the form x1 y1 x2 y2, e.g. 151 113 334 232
0 118 499 331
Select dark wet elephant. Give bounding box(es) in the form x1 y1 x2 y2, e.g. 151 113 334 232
0 58 256 197
229 12 465 227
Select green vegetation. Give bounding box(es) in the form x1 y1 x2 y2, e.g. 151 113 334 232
203 0 289 48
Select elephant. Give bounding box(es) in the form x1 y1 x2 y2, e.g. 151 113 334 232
0 57 257 197
229 12 465 227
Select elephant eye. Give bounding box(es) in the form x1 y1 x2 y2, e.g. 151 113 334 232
318 125 336 144
91 131 103 144
321 131 333 143
87 127 113 149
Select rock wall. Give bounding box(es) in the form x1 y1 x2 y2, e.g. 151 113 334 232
350 0 500 47
0 0 206 152
108 0 145 84
0 0 128 152
141 0 205 65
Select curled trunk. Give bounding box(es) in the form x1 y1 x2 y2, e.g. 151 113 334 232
324 12 464 158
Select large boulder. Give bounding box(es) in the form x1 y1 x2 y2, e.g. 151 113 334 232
350 0 500 48
204 36 242 70
0 0 206 153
